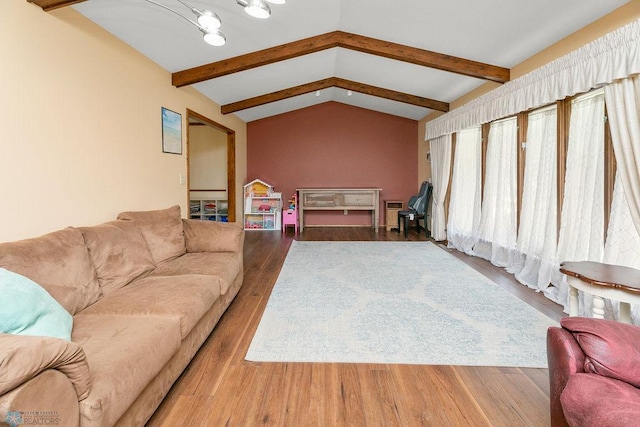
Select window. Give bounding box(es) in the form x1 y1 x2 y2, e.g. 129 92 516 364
510 105 558 292
550 90 606 305
473 117 518 267
447 127 482 254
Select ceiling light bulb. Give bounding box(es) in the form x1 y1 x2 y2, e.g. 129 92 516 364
347 90 353 96
203 29 226 46
315 90 320 96
197 10 222 30
239 0 271 19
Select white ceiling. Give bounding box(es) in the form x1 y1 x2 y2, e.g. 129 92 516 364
72 0 629 122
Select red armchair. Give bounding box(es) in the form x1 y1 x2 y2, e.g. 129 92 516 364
547 317 640 426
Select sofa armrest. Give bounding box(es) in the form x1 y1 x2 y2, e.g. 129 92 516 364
182 219 245 253
0 334 90 400
547 326 586 427
0 369 80 427
561 316 640 388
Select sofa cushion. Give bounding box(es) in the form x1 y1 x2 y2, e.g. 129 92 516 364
561 373 640 427
80 221 155 295
561 317 640 388
0 228 102 315
0 268 73 341
79 274 221 339
117 206 186 265
152 252 242 295
183 219 244 253
72 314 181 427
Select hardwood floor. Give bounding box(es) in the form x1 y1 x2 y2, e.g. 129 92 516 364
146 227 564 426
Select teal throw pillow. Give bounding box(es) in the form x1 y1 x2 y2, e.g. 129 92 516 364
0 268 73 341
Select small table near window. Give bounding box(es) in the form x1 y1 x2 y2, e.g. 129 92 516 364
560 261 640 324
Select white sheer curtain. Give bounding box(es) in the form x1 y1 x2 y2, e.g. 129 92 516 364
603 170 640 324
508 106 557 292
429 134 452 241
472 117 517 267
550 90 606 310
604 74 640 236
447 127 482 254
600 74 640 324
425 19 640 140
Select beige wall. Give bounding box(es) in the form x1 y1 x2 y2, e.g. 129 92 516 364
1 0 247 241
417 0 640 184
189 124 228 200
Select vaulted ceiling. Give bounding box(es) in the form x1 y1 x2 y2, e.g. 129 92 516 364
29 0 629 122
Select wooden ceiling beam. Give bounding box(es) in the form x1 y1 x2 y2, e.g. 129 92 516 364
332 78 450 112
173 31 509 87
173 33 341 87
221 79 335 114
27 0 86 11
220 77 449 114
335 31 509 84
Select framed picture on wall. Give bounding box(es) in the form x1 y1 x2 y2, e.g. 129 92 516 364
162 107 182 155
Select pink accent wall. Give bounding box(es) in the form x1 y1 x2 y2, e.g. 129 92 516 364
247 102 419 227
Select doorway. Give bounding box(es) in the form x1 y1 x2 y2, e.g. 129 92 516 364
186 109 236 222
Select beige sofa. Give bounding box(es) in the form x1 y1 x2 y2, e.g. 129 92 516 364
0 206 244 427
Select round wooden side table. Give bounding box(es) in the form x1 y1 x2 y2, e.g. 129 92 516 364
560 261 640 324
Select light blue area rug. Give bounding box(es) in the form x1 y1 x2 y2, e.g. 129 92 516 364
246 241 558 367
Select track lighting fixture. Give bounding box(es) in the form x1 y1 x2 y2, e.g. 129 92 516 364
202 29 226 46
143 0 225 46
174 0 221 29
143 0 287 46
236 0 287 19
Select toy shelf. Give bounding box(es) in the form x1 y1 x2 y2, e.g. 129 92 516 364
190 199 229 222
243 179 282 231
